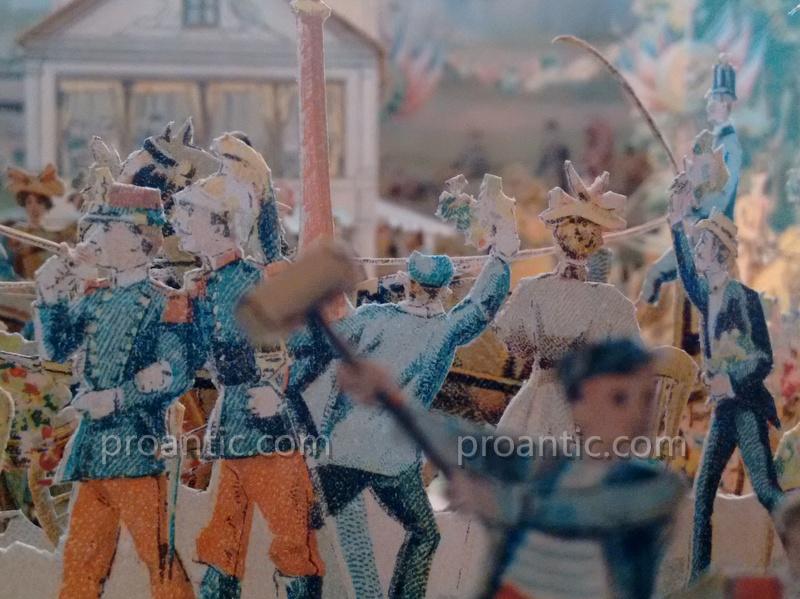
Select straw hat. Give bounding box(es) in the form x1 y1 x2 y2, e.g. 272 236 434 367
6 164 65 199
695 209 738 257
539 161 627 230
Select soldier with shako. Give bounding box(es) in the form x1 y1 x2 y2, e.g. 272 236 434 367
34 180 196 599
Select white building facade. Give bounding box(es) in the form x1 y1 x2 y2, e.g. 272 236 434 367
18 0 382 256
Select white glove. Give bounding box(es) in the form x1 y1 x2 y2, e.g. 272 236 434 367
135 361 173 394
71 388 121 420
247 385 282 418
36 254 76 303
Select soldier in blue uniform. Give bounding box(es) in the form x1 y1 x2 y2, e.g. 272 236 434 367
287 232 514 598
170 135 323 599
34 182 195 599
642 56 744 305
667 174 784 579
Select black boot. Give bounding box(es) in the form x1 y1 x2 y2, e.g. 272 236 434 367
199 565 242 599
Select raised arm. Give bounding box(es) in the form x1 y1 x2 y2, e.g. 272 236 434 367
33 254 90 362
257 180 284 264
671 222 707 312
447 255 511 347
719 135 742 217
34 297 89 363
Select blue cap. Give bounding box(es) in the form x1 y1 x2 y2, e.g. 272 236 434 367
407 251 454 288
707 56 736 100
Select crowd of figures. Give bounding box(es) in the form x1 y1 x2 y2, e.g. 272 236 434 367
0 57 797 599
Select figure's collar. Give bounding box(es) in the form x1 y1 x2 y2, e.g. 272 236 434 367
110 266 149 288
555 259 588 282
203 248 243 271
398 298 445 318
714 121 735 138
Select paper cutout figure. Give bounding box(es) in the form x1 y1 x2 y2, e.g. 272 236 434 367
3 164 70 282
436 174 473 235
641 56 741 305
436 173 520 254
287 177 514 598
170 134 324 599
494 161 640 437
668 171 784 580
119 118 220 286
207 132 286 265
337 338 685 599
88 137 123 183
34 182 196 598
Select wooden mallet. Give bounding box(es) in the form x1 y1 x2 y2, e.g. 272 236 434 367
236 240 454 476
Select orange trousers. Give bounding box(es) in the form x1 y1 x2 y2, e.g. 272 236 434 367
196 453 324 580
59 475 194 599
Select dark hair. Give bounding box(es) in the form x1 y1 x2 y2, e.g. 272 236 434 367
558 338 653 403
16 191 53 210
229 131 253 147
132 164 176 198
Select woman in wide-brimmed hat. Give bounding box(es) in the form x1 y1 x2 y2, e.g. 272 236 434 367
4 164 71 280
494 161 642 438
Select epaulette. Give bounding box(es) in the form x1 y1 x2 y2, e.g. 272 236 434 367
149 279 194 324
183 267 209 300
263 259 290 278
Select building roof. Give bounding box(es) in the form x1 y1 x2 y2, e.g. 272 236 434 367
0 0 53 72
17 0 384 56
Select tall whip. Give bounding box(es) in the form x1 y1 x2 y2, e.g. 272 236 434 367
553 35 680 174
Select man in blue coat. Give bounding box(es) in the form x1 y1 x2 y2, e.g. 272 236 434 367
668 177 784 579
34 182 195 599
289 237 514 598
642 56 743 305
171 136 324 599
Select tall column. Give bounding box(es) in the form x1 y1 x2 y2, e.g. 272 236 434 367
24 60 43 169
291 0 335 251
291 0 349 317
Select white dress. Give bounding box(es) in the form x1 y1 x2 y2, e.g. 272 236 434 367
495 273 641 437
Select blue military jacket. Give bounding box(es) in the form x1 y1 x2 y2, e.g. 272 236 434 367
191 256 311 459
36 278 194 481
288 255 511 476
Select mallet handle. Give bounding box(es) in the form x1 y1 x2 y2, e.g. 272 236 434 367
308 310 454 477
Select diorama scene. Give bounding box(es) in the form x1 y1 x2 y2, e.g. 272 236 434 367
1 0 800 597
